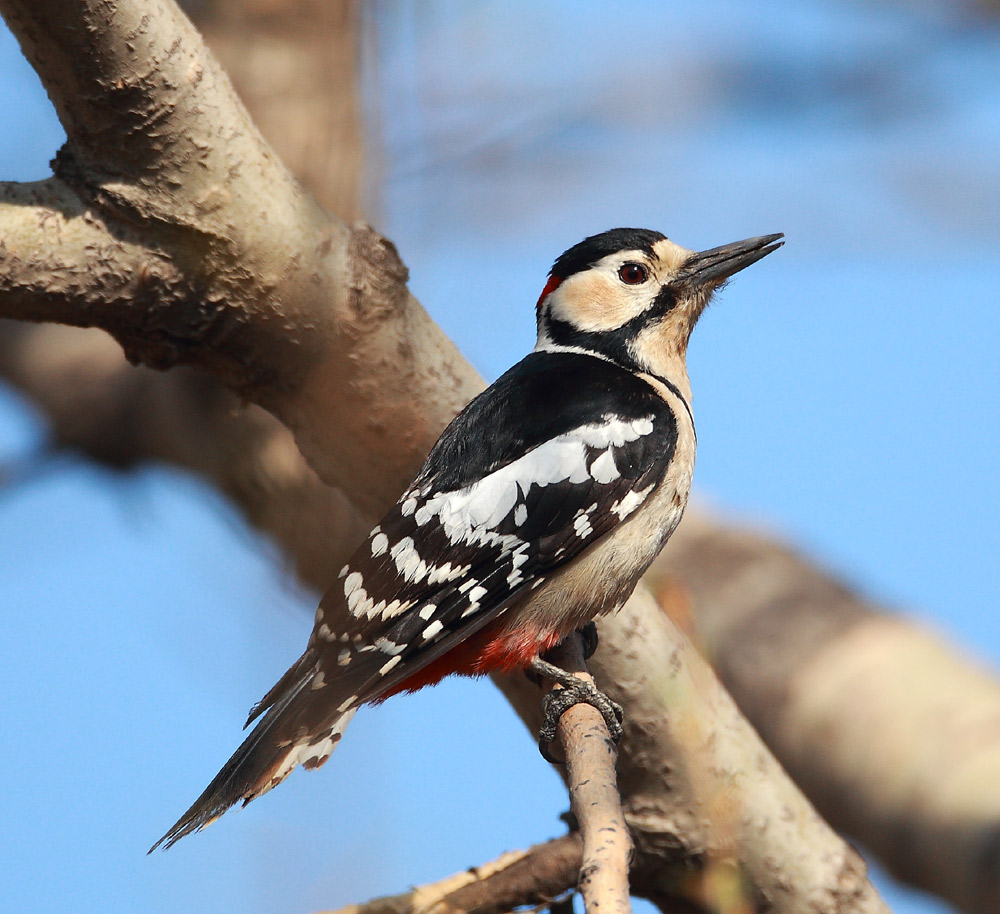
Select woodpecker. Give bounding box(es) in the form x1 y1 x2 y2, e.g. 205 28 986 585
152 227 782 850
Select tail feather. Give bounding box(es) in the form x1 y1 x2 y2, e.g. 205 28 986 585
244 651 314 729
150 658 356 852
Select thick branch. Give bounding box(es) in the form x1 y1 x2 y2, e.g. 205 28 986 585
0 322 889 914
0 178 199 343
0 0 978 909
0 0 345 403
0 0 475 520
196 0 364 221
498 590 887 914
648 514 1000 913
0 0 899 887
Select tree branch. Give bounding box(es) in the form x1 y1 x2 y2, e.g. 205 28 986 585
539 635 632 914
319 834 582 914
196 0 364 222
0 0 475 521
498 590 889 914
0 177 199 342
0 318 896 914
648 514 1000 913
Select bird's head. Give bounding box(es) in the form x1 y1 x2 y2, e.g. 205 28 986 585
535 227 783 379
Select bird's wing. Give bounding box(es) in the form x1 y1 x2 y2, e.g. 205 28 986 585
295 351 680 709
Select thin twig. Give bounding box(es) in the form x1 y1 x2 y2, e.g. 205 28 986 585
318 833 582 914
542 634 633 914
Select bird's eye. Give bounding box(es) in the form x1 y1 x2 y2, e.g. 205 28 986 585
618 263 649 285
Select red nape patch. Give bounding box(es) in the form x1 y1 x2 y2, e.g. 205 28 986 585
535 274 562 316
374 625 563 702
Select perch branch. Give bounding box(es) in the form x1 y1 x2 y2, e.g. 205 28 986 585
538 634 633 914
0 0 895 890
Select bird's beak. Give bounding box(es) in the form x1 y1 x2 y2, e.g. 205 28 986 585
679 233 784 288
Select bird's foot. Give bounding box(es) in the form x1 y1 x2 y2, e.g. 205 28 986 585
528 655 624 762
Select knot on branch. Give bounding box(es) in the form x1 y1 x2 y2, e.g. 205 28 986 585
51 145 142 223
346 222 410 323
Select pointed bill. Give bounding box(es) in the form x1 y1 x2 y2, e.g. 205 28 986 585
679 233 784 288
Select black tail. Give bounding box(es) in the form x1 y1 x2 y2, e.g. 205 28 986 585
150 654 355 851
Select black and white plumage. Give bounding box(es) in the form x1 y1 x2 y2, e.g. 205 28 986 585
153 227 782 849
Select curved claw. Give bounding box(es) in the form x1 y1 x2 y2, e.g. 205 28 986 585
530 657 624 762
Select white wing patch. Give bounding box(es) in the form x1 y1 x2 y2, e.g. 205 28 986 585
589 449 619 484
329 411 664 670
413 416 654 547
612 485 654 519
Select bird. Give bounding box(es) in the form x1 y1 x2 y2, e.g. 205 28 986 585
152 226 783 850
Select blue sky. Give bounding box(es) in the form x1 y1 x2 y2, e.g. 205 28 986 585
2 2 997 913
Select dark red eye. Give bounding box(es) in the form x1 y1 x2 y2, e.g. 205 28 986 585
618 262 649 285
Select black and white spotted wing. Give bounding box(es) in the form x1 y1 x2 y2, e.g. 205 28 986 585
306 351 679 706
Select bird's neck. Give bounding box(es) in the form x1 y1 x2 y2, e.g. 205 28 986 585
532 335 693 407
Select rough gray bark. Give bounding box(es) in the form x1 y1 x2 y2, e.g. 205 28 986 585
0 0 473 522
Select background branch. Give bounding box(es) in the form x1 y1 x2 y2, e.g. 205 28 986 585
319 835 583 914
651 517 1000 913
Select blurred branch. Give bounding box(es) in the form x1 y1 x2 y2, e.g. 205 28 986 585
192 0 364 222
649 517 1000 913
319 835 582 914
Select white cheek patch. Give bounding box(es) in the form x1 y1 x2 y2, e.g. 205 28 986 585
548 269 652 333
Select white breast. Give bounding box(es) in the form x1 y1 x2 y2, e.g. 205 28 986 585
509 382 696 641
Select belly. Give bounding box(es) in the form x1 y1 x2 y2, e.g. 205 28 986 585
383 406 696 690
504 427 695 645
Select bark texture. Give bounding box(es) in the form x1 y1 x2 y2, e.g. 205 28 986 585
649 516 1000 913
